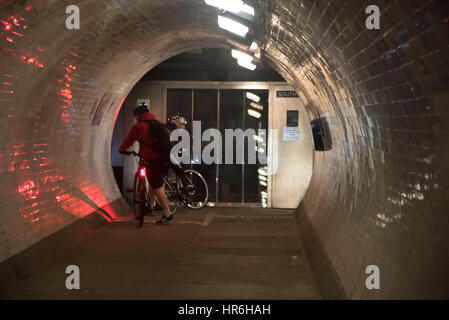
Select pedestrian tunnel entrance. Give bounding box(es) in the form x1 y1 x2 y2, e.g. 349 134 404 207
111 50 315 210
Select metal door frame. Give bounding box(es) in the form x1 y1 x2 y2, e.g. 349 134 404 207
159 81 287 208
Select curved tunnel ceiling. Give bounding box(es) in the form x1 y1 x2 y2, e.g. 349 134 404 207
0 0 448 299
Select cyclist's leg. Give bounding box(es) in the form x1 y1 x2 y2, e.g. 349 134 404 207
147 161 173 218
153 186 169 213
147 185 156 209
153 186 174 224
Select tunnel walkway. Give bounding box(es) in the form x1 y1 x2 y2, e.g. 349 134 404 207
1 208 320 300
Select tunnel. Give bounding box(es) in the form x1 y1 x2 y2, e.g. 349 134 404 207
0 0 448 300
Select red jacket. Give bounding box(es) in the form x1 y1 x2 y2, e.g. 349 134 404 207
119 112 161 161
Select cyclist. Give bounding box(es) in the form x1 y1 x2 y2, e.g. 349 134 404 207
119 102 174 225
146 113 188 213
167 113 188 175
168 113 187 130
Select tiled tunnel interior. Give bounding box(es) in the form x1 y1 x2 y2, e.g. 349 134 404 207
0 0 448 299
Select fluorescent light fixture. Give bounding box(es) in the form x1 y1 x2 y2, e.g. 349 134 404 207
255 49 261 59
250 41 258 50
241 4 255 16
238 58 256 70
247 109 261 118
231 49 253 62
205 0 243 14
246 92 260 102
253 135 263 143
218 15 249 37
250 102 263 110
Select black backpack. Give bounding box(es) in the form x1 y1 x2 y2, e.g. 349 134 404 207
143 120 174 159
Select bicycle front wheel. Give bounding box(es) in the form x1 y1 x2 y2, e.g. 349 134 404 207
177 169 209 209
134 175 147 227
132 173 140 220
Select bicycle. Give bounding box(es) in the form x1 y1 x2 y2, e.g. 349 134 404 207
124 151 209 227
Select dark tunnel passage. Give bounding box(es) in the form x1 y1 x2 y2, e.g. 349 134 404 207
0 0 448 299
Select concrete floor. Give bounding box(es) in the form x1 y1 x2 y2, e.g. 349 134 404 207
1 208 321 299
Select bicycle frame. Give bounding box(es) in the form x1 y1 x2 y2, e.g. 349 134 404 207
124 151 208 211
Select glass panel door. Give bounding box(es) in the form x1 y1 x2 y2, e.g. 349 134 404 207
167 86 269 207
218 90 244 203
167 89 192 131
193 89 218 203
243 90 269 205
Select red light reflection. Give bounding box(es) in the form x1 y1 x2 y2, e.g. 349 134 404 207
18 180 39 200
1 14 45 68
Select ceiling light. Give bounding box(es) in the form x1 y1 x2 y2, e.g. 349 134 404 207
250 41 258 50
250 102 263 110
241 4 255 16
258 168 267 176
218 15 249 37
246 92 260 102
259 180 268 187
205 0 243 14
248 109 261 118
253 135 263 143
232 49 253 62
238 58 256 70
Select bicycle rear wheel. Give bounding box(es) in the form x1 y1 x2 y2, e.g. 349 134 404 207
177 169 209 209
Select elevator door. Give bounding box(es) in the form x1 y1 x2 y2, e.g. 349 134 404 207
167 88 268 207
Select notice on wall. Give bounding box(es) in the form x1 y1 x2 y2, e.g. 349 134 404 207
284 110 300 140
283 127 300 141
286 110 299 127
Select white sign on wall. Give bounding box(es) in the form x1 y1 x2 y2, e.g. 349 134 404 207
283 127 300 141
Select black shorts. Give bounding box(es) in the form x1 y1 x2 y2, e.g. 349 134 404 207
145 160 169 189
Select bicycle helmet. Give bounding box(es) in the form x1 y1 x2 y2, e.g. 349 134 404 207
133 102 150 116
168 113 188 126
